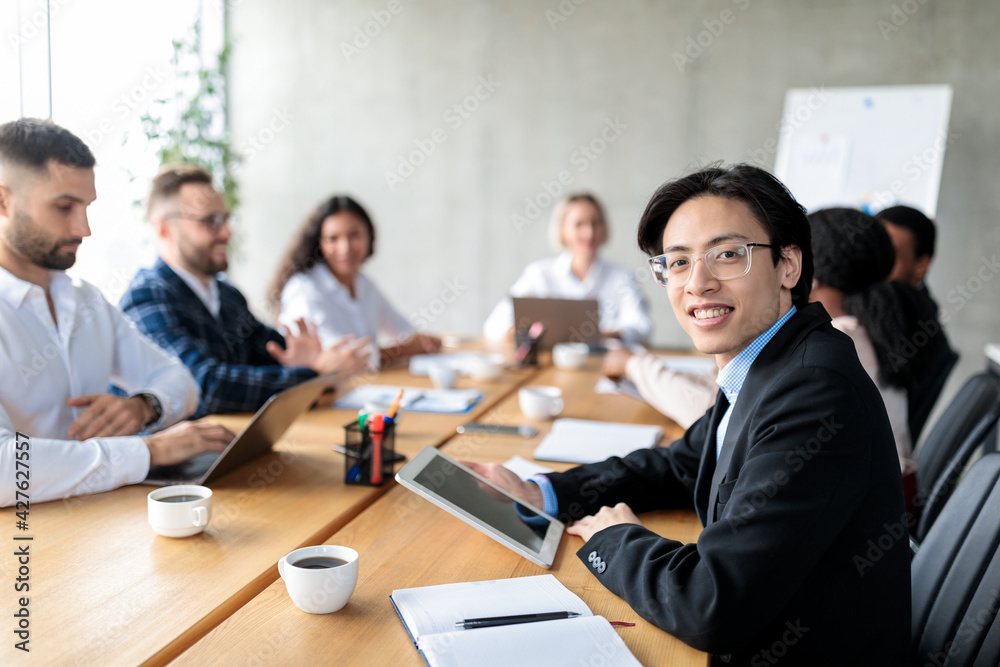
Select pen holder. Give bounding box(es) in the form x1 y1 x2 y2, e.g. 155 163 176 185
514 328 541 367
343 420 396 486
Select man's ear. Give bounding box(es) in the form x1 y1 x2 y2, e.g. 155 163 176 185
0 184 10 220
779 245 803 290
150 214 172 241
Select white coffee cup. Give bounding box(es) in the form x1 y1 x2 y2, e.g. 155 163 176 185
552 342 589 370
518 386 565 420
147 485 213 538
468 354 505 381
428 363 458 389
278 545 359 614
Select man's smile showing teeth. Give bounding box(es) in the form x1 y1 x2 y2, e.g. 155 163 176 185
693 307 733 320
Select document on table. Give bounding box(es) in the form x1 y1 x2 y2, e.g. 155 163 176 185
390 575 641 667
408 352 502 376
333 385 482 413
503 456 553 481
533 418 663 464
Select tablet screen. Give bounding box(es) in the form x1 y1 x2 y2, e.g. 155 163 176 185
396 447 563 567
412 453 547 551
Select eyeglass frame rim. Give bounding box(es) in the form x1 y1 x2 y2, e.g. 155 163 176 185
647 241 775 287
161 211 232 231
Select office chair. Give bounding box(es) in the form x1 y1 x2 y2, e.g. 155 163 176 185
911 453 1000 667
914 372 1000 504
915 396 1000 542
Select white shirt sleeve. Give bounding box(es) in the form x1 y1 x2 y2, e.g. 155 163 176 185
373 285 415 344
279 273 343 348
626 354 717 429
0 401 150 507
603 268 652 344
482 263 545 340
107 301 198 429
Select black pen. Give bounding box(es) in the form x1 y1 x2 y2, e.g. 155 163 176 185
454 611 581 629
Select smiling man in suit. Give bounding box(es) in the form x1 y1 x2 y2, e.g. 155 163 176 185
471 165 910 665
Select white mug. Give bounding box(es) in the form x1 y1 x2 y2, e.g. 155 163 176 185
428 363 458 389
552 342 589 370
278 545 359 614
147 485 212 538
519 386 565 420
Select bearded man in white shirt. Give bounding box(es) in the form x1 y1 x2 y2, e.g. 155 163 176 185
0 118 234 507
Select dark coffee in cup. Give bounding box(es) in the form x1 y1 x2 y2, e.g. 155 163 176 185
158 494 203 503
293 556 349 569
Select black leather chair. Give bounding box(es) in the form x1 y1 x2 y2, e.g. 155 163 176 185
915 397 1000 542
914 372 1000 504
911 453 1000 667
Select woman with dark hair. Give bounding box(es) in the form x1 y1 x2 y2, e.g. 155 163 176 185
809 207 939 466
270 195 440 368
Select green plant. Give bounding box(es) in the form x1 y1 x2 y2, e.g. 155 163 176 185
139 17 240 212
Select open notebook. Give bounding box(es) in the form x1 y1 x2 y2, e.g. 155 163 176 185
533 418 663 464
390 575 641 667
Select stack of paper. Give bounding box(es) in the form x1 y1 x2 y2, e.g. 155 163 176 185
533 418 663 464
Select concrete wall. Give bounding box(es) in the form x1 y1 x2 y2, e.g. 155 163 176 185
227 0 1000 422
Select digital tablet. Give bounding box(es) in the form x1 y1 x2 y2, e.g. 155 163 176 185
395 447 564 568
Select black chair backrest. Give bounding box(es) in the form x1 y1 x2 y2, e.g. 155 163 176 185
916 399 1000 541
909 346 959 443
912 453 1000 667
915 373 1000 500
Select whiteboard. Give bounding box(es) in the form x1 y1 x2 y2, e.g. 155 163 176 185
773 85 953 216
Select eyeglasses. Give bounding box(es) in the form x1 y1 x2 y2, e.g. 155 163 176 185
163 211 231 233
648 242 774 287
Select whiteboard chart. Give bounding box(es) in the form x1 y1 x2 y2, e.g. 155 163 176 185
773 85 953 216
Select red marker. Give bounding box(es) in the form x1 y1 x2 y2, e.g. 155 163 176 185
370 413 385 484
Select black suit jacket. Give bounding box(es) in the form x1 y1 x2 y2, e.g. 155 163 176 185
547 303 910 665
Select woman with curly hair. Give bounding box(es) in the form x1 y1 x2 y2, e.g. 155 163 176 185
269 195 440 369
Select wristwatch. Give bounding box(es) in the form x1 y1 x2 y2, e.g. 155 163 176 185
138 392 163 426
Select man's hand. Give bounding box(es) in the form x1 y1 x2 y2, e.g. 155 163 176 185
602 348 634 381
66 394 153 440
267 318 323 368
311 336 372 378
566 502 642 543
143 421 235 466
414 334 442 354
462 461 544 507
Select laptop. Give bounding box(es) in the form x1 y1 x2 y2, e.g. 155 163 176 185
143 372 338 486
511 296 602 349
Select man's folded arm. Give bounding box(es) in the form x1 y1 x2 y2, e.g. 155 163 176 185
0 402 149 507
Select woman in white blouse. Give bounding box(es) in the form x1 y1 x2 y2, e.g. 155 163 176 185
270 196 440 368
482 193 652 343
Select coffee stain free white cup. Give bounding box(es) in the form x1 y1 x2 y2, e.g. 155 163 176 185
147 485 212 538
278 545 359 614
518 386 565 420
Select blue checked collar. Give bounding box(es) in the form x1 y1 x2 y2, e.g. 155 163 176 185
715 305 797 406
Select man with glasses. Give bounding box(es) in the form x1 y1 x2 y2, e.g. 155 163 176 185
0 119 233 506
119 164 371 417
471 165 909 664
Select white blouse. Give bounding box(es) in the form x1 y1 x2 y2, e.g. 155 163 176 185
831 315 912 462
279 263 414 367
482 252 652 343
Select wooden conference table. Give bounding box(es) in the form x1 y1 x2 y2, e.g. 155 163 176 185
1 353 706 666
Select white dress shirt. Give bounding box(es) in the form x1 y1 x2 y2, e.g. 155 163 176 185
170 262 221 317
482 252 652 343
0 267 199 506
279 263 414 368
